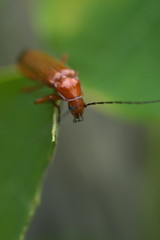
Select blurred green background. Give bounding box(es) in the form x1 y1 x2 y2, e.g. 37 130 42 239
0 0 160 240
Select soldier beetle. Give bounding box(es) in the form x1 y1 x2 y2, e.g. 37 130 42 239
17 50 160 122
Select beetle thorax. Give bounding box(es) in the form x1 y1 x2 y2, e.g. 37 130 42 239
57 77 82 100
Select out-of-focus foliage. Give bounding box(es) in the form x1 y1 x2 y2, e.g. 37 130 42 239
0 69 57 240
32 0 160 121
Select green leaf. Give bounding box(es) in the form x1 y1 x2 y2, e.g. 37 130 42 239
0 67 57 240
32 0 160 121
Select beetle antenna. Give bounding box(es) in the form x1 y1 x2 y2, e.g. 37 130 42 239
85 99 160 107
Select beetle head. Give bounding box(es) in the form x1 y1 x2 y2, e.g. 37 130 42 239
68 98 86 123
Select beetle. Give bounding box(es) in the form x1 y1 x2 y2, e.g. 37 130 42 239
17 49 160 122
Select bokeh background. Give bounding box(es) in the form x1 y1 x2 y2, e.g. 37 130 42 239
0 0 160 240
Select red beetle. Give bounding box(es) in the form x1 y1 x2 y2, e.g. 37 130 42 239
17 49 160 122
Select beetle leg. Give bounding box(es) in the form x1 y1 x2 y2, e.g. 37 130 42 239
35 94 62 123
34 94 62 104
